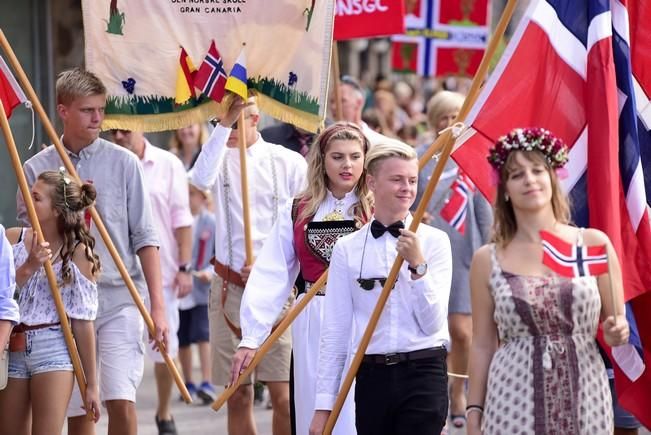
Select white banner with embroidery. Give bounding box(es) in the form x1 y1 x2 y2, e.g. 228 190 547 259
82 0 334 132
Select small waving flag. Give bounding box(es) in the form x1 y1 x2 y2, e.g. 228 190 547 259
194 41 227 103
540 230 608 278
225 47 248 100
0 54 27 118
175 47 197 105
440 172 473 234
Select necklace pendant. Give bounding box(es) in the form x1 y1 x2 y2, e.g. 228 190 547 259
323 210 344 221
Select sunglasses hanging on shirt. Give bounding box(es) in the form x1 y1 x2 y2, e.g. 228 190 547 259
357 225 395 291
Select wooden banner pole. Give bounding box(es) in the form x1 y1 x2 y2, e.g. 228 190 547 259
237 112 254 265
332 42 344 121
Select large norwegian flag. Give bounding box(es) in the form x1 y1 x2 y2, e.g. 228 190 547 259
452 0 651 425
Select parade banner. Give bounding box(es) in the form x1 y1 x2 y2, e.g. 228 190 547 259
392 0 489 77
82 0 335 132
334 0 405 40
451 0 651 425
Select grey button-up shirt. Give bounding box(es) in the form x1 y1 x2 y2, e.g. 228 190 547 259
17 137 159 317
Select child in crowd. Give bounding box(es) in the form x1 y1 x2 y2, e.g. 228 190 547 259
0 170 101 434
178 181 217 404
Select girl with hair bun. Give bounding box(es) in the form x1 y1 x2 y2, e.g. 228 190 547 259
0 169 101 434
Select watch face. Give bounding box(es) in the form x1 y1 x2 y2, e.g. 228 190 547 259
416 263 427 275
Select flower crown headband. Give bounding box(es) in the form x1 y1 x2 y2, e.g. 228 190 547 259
487 127 569 172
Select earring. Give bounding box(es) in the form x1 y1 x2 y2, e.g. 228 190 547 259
504 193 510 202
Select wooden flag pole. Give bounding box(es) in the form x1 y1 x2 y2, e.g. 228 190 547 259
332 42 343 121
0 100 92 419
324 1 520 431
418 0 519 169
0 29 193 404
237 111 254 265
212 270 329 411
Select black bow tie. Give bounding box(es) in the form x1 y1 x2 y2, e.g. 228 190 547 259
370 220 404 239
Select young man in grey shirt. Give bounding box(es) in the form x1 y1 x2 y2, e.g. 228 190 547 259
16 68 167 435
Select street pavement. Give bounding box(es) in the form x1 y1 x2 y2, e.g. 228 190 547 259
88 358 649 435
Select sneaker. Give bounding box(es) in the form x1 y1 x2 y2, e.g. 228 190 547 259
180 381 197 402
197 381 217 404
155 414 178 435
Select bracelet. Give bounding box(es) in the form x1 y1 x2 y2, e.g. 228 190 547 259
465 405 484 419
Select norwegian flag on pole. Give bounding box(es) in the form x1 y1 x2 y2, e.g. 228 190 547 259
194 41 227 103
0 54 27 118
440 171 474 234
452 0 651 425
540 230 608 278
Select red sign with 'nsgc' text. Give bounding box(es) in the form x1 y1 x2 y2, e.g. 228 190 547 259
334 0 405 41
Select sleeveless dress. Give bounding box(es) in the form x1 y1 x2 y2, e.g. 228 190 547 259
483 242 613 435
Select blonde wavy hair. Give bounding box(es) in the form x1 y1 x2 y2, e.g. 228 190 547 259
296 122 373 226
493 150 571 247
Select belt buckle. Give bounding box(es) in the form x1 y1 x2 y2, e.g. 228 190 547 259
384 353 400 365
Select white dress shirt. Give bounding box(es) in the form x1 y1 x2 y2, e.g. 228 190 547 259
191 125 307 271
315 214 452 410
239 190 360 349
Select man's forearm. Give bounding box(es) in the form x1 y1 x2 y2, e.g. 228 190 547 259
174 226 192 265
137 246 165 311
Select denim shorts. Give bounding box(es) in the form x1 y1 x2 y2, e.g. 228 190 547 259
8 325 73 378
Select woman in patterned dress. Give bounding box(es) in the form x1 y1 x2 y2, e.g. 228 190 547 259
0 170 101 434
466 128 630 435
230 122 373 435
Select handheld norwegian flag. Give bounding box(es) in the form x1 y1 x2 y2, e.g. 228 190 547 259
440 171 474 234
540 230 608 278
194 41 227 103
0 54 27 118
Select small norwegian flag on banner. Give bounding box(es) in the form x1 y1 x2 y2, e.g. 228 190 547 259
440 172 473 234
540 230 608 278
194 40 228 103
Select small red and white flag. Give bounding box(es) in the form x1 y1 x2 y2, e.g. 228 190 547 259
440 172 473 234
0 54 27 118
194 40 228 103
540 230 608 278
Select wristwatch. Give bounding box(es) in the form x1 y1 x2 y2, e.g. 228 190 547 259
408 262 428 276
178 263 193 273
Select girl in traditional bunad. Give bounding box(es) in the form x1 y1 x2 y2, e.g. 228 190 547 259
466 128 629 435
230 122 373 434
0 169 101 435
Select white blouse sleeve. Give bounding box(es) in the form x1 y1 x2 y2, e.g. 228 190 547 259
239 200 300 349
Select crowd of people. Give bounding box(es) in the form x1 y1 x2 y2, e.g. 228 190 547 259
0 66 645 435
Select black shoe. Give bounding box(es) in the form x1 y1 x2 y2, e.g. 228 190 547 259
155 414 178 435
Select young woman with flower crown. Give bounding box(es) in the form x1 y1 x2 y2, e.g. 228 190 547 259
466 128 630 434
0 170 101 435
230 122 373 435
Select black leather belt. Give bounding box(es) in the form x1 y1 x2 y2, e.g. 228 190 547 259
362 346 447 366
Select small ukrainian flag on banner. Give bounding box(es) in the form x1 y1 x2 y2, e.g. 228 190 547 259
225 48 248 100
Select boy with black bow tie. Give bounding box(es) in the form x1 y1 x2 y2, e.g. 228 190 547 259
309 141 453 435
